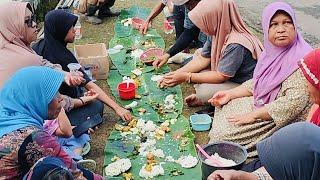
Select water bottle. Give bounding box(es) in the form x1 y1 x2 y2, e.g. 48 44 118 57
74 15 82 39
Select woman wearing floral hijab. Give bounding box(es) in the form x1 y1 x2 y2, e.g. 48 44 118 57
208 2 312 157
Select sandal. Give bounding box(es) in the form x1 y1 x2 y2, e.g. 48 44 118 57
81 142 91 157
77 159 96 171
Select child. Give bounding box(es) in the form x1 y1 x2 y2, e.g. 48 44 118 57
43 108 90 161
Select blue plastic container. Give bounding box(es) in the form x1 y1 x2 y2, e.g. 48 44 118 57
190 114 212 131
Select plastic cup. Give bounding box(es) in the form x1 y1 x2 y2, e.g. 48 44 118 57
67 63 82 73
117 82 136 100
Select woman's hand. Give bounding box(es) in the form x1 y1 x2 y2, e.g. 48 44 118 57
159 71 189 88
153 53 170 69
88 126 98 135
80 89 99 104
227 112 256 126
208 170 257 180
70 169 87 180
139 20 151 35
72 125 98 135
115 107 132 121
208 91 232 107
64 71 85 87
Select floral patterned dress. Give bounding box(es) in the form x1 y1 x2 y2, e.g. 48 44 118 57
0 126 75 179
208 69 312 157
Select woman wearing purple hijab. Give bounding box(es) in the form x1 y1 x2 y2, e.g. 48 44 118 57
207 2 313 157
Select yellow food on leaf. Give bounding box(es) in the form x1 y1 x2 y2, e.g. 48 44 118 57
115 124 124 131
123 172 134 180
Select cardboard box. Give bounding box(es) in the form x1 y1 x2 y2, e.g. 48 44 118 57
74 43 109 80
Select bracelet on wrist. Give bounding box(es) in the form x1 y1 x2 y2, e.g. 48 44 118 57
79 98 85 105
187 72 192 84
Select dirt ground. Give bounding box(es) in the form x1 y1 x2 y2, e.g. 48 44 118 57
72 0 262 174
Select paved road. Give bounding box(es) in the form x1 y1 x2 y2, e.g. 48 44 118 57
235 0 320 47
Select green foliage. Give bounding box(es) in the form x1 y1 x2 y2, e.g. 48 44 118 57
104 6 202 180
35 0 59 22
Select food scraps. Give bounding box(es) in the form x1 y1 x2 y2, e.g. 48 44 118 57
105 158 131 176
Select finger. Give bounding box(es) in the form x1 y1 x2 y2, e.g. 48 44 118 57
226 117 235 120
163 73 175 78
78 76 85 83
165 82 176 87
158 78 165 84
72 77 80 85
165 79 177 86
159 80 167 87
165 71 174 75
208 98 218 105
95 126 99 130
124 114 131 121
65 79 71 86
152 59 159 68
234 121 244 126
119 113 126 121
211 94 219 99
88 128 94 134
209 101 216 107
143 26 148 34
76 71 83 77
161 81 168 88
162 76 173 81
228 119 241 124
185 96 196 103
212 93 223 99
212 99 221 106
207 173 220 180
158 60 166 68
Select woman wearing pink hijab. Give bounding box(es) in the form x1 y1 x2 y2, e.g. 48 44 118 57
0 2 83 89
157 0 263 107
208 2 313 157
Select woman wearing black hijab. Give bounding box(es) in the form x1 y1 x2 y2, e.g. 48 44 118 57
33 10 132 125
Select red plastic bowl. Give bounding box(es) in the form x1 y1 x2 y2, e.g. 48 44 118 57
132 17 145 30
118 82 136 100
140 48 164 65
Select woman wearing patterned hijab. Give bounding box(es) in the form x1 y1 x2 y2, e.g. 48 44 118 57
208 2 312 157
